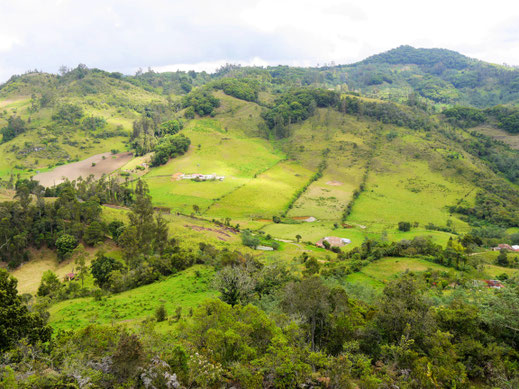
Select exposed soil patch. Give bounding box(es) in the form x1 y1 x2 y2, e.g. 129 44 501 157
33 152 133 187
184 224 238 241
171 172 184 181
326 180 344 186
292 216 316 222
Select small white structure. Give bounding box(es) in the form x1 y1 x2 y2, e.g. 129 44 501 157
256 245 274 251
316 237 351 248
181 173 224 181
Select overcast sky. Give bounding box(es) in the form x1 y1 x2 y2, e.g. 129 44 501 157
0 0 518 82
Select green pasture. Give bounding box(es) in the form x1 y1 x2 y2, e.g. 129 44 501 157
348 159 475 232
345 256 454 288
48 265 217 332
207 160 314 219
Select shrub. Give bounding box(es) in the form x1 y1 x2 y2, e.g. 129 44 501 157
398 221 411 232
155 304 167 322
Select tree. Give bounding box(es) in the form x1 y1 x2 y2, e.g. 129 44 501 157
55 234 78 262
282 276 331 351
37 270 61 297
108 220 124 241
83 221 106 246
398 221 411 232
1 115 26 142
119 180 155 265
241 230 260 249
214 266 255 306
296 234 302 243
73 244 89 288
0 269 52 352
90 252 124 288
497 249 509 267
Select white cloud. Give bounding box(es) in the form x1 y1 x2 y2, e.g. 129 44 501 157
0 34 21 52
0 0 519 82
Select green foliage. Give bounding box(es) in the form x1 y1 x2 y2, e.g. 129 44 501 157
150 134 191 167
83 221 106 246
37 270 62 297
155 304 167 322
443 106 487 128
90 252 124 288
398 221 411 232
52 103 84 125
1 115 26 142
108 220 124 240
339 96 433 130
241 230 260 249
55 233 78 262
214 266 255 306
263 88 339 138
182 88 220 116
157 119 183 136
0 269 52 352
212 78 259 101
81 115 107 131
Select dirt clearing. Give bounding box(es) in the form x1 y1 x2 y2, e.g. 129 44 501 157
33 152 133 187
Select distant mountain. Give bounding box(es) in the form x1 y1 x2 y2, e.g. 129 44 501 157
337 46 519 107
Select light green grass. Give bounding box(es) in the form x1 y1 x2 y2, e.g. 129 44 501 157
348 159 474 233
483 264 519 278
345 256 453 288
143 117 283 212
48 265 217 332
207 161 314 219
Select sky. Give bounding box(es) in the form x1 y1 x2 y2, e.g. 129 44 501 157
0 0 518 81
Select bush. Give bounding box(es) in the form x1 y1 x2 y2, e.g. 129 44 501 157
398 221 411 232
155 304 167 322
241 230 260 249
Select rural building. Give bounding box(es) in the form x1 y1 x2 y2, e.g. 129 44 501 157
316 236 351 248
256 245 274 251
483 280 505 289
493 244 514 251
180 173 225 181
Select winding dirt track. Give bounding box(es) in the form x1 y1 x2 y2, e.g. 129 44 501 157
33 152 133 187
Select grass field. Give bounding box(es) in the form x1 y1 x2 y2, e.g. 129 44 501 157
8 241 120 294
207 160 314 219
261 220 456 249
287 163 366 220
143 117 283 213
348 159 474 233
48 265 217 332
345 257 454 288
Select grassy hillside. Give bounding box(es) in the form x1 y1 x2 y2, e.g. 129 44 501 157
48 265 217 332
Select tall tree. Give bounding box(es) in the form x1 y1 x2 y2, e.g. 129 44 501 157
0 269 52 351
